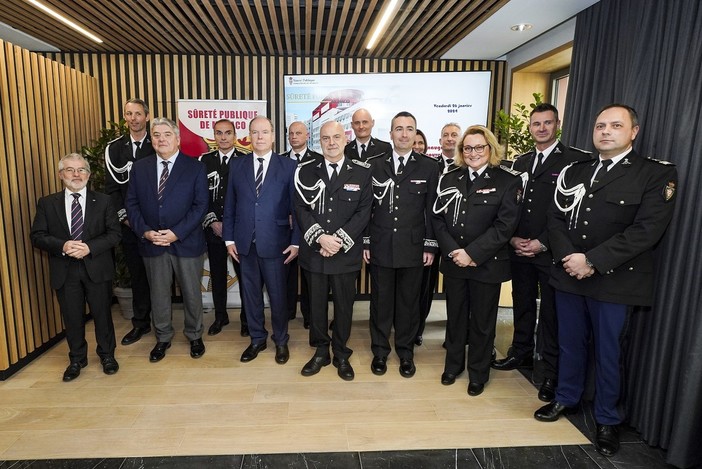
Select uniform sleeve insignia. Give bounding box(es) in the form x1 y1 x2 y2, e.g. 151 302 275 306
663 180 676 201
516 187 523 204
499 165 522 177
351 159 371 168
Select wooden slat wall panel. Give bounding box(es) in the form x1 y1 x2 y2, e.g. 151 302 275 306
0 40 99 378
44 52 505 297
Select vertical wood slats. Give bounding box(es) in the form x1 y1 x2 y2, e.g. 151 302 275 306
0 40 99 376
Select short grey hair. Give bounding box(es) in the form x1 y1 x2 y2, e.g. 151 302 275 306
151 117 180 137
59 152 90 172
441 122 461 134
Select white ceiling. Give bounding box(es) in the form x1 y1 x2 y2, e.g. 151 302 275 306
442 0 600 60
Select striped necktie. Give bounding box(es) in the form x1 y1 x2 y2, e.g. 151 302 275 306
158 161 169 201
255 157 264 195
70 193 84 240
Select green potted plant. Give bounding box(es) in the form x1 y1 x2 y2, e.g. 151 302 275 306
81 120 133 318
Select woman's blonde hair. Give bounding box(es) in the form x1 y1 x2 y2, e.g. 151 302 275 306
455 125 504 168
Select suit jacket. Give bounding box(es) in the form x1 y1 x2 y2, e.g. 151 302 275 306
281 147 322 164
366 151 439 268
222 152 300 258
510 142 592 265
433 166 522 283
104 133 155 223
295 157 372 274
30 190 121 289
548 151 677 306
126 152 208 258
199 149 247 230
344 137 392 162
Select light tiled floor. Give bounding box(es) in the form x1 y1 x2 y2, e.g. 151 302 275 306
0 301 588 460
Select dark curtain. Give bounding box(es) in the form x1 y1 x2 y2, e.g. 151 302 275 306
561 1 702 467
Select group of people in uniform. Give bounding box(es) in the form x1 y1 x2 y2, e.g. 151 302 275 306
30 99 677 458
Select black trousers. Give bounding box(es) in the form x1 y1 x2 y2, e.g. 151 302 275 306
369 264 422 360
286 257 310 321
417 254 441 336
443 275 500 384
510 261 558 379
56 260 116 362
206 231 247 326
306 270 357 360
121 227 151 329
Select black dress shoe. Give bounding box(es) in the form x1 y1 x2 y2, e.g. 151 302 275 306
190 338 206 358
275 344 289 364
207 318 229 336
301 355 331 376
399 358 416 378
414 335 423 346
441 372 457 385
303 319 310 330
467 382 484 396
491 354 533 371
595 424 620 457
101 356 119 375
333 357 355 381
240 324 250 337
538 378 557 402
534 401 577 422
149 342 171 362
62 359 88 382
240 342 267 362
371 356 387 375
121 326 151 345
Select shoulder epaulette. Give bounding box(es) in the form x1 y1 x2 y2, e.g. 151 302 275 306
199 150 217 160
365 153 385 162
106 135 124 146
645 157 675 166
569 146 592 154
297 159 316 169
351 159 371 168
444 166 461 175
516 150 535 160
499 165 522 176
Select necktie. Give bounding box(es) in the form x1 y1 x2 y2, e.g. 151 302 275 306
472 171 480 181
255 157 264 196
158 161 169 201
446 158 454 166
533 152 544 174
221 155 228 167
133 140 141 158
70 193 84 240
360 143 367 159
397 156 405 175
591 159 613 186
294 153 301 162
329 163 338 185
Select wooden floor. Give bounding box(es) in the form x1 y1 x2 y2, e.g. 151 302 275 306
0 301 588 460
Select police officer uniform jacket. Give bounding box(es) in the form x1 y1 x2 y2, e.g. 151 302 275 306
510 142 592 266
281 147 322 164
548 150 677 306
199 149 247 233
344 137 392 162
365 151 439 268
432 165 522 283
105 133 155 226
295 156 373 275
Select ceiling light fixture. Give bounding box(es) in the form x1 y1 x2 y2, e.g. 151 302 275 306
26 0 103 43
510 23 533 32
366 0 401 49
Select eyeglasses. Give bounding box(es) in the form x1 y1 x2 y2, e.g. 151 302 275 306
61 167 90 175
462 145 488 154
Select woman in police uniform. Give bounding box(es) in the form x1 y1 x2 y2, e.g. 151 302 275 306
432 125 522 396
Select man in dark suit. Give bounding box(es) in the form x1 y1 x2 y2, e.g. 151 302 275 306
492 103 592 404
535 104 677 457
223 116 300 365
281 121 322 328
105 98 156 346
295 120 373 381
417 122 462 345
344 108 392 162
126 117 209 363
364 111 439 378
199 119 249 337
31 153 122 381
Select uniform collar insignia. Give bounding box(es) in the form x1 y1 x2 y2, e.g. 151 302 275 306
554 147 562 154
483 172 491 179
346 164 352 171
622 158 632 165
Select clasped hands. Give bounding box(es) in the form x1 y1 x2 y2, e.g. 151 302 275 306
63 240 90 259
145 229 178 246
562 253 595 280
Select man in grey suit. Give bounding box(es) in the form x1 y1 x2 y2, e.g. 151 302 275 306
31 153 122 381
